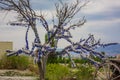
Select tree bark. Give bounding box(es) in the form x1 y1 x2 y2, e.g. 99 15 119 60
37 56 48 80
37 61 44 80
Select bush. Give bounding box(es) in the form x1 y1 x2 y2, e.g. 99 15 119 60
75 64 95 80
0 54 31 70
45 63 70 80
47 52 59 64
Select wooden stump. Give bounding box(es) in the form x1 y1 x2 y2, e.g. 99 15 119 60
110 59 120 80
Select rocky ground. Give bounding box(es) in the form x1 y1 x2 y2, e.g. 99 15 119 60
0 70 36 80
0 76 36 80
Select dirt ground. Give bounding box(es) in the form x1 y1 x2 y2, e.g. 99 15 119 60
0 70 36 80
0 76 35 80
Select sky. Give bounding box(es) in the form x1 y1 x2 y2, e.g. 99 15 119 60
0 0 120 49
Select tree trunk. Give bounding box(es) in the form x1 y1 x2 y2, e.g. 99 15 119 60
37 61 44 80
37 56 48 80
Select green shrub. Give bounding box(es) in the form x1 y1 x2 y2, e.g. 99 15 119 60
57 57 70 63
45 63 70 80
47 52 59 64
0 54 31 70
75 64 95 80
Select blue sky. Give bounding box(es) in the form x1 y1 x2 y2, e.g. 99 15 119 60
0 0 120 49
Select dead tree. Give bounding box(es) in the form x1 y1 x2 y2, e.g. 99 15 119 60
1 0 115 80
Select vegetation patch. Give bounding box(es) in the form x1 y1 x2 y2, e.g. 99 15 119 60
0 54 31 70
45 63 70 80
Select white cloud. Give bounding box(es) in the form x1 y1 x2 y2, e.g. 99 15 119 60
0 11 18 26
35 10 56 21
81 0 120 14
80 18 120 42
86 18 120 28
67 17 120 44
0 25 46 49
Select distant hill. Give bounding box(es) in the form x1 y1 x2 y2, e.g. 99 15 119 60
96 44 120 56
